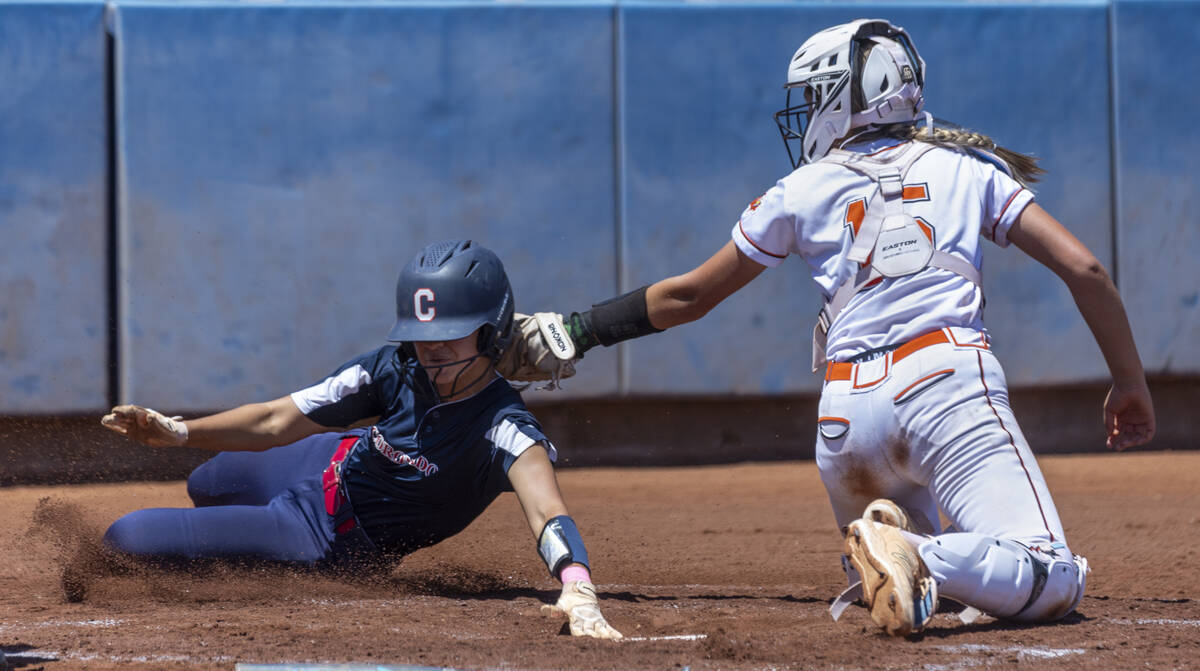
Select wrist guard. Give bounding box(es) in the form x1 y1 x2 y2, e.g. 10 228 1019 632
538 515 590 578
568 285 663 353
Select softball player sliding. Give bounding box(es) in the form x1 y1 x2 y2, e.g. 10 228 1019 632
99 240 621 640
504 19 1156 636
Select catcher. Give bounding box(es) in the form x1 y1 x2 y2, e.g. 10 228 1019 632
500 19 1156 637
99 239 621 640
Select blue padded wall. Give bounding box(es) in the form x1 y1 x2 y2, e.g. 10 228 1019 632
1113 0 1200 375
0 1 108 413
619 1 1114 394
113 1 618 410
3 0 1185 413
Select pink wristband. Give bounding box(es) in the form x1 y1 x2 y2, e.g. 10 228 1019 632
560 565 591 585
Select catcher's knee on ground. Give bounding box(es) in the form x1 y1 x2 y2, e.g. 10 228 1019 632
917 532 1087 622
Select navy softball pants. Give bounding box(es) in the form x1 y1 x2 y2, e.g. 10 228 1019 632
103 433 345 565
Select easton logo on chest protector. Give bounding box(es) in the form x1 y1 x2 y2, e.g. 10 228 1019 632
872 215 933 277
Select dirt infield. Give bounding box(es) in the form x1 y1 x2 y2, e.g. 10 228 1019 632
1 452 1197 670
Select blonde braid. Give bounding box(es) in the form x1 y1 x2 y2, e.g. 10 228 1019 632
885 122 1045 187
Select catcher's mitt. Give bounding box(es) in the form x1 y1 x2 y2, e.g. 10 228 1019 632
497 312 578 388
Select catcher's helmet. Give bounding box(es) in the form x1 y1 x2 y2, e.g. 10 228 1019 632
387 240 515 361
774 19 926 167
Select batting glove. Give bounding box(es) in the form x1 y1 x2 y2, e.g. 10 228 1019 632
101 404 188 447
497 312 578 389
541 580 623 640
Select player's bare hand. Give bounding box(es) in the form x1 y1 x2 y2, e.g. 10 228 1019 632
497 312 578 389
100 405 189 447
1103 382 1155 451
541 580 623 640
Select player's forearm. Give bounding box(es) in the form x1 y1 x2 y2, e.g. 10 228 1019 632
508 446 570 539
566 243 764 353
647 241 766 329
646 275 720 329
1063 264 1147 388
1008 204 1148 388
183 399 312 451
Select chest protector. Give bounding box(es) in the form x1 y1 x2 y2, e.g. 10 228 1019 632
811 141 983 372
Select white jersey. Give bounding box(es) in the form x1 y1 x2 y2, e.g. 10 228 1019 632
732 137 1033 362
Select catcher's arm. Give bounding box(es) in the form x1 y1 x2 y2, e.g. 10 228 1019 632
102 396 325 451
644 240 765 329
500 241 764 384
506 444 622 640
1008 203 1155 450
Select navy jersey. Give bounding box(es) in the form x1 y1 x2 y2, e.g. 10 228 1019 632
290 345 554 554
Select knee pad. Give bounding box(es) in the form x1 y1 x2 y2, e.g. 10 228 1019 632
1010 548 1088 622
917 533 1086 621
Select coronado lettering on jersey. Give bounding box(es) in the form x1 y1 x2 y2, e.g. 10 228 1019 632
371 427 439 476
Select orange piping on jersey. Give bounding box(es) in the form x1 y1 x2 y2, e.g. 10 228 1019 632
893 369 954 402
817 416 850 426
990 189 1025 241
975 350 1055 541
738 220 787 259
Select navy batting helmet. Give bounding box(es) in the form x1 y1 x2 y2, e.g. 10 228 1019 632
387 240 515 360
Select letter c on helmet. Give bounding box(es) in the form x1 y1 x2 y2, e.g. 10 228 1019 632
414 288 435 322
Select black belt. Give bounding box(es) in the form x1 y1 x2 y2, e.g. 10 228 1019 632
846 342 902 364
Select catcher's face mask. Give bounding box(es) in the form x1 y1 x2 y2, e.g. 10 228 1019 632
776 19 926 168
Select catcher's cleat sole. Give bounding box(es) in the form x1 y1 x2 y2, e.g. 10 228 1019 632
844 519 937 637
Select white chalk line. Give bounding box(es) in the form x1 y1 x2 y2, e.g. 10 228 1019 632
623 633 708 642
0 617 124 630
5 648 237 665
1108 617 1200 627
